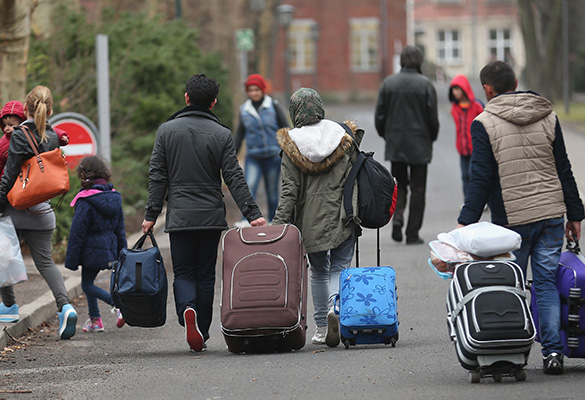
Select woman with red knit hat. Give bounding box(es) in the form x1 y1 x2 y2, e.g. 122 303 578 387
234 73 289 226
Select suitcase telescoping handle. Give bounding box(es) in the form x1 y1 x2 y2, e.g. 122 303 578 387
133 230 159 250
355 228 380 267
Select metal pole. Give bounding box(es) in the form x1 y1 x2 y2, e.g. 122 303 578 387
562 0 570 114
380 0 389 78
470 0 478 77
96 34 111 162
284 25 291 104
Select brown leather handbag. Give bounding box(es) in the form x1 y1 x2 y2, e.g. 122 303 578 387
7 126 70 210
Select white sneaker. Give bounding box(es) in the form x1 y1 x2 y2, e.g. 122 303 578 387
234 220 251 228
326 306 340 347
312 326 327 344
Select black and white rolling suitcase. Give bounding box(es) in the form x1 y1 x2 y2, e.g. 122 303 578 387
446 261 535 383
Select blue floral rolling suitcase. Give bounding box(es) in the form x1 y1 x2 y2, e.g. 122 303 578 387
531 240 585 358
334 229 398 349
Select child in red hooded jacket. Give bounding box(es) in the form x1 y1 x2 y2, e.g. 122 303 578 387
448 75 484 200
0 101 26 176
0 100 69 177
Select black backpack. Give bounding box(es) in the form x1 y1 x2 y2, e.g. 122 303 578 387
341 123 397 230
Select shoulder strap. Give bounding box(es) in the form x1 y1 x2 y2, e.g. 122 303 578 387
338 122 360 152
20 126 41 156
341 122 365 238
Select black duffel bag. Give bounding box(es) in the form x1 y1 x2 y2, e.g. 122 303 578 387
111 231 168 327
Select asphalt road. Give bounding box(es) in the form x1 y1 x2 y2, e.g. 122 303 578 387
2 86 585 399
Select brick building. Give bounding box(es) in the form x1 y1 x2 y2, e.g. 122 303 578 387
414 0 525 81
270 0 406 102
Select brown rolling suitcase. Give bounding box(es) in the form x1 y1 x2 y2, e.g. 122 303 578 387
220 224 308 353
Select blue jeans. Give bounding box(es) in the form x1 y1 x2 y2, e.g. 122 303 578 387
460 155 471 200
169 230 221 341
244 154 281 222
509 218 564 356
308 234 355 327
81 268 114 319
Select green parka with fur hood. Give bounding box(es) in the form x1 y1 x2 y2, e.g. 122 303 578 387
272 119 363 253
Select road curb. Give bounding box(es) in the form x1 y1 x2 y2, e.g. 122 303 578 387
1 275 82 349
1 211 167 349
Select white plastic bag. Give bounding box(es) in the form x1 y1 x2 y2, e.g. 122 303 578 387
0 216 27 287
437 221 521 258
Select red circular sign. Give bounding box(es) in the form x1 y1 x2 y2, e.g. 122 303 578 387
53 119 98 169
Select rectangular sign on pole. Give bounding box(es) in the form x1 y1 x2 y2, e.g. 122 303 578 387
235 29 254 51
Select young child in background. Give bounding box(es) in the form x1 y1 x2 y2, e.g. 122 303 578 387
448 75 484 199
65 155 127 332
0 101 26 176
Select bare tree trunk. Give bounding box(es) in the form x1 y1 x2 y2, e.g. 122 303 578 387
517 0 540 88
517 0 566 100
0 0 32 104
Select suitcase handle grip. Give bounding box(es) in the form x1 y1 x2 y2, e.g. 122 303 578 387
567 236 581 253
133 230 159 250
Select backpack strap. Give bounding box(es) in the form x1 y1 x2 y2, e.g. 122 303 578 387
340 122 363 238
338 122 360 152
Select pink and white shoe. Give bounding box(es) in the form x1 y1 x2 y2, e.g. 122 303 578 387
83 317 104 333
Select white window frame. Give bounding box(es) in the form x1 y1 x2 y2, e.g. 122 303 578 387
436 29 462 65
289 19 317 74
350 17 379 72
488 28 514 63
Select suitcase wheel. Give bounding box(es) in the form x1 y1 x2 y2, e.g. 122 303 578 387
468 371 481 384
492 372 502 383
514 369 526 382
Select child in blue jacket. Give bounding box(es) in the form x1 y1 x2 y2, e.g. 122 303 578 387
65 156 127 332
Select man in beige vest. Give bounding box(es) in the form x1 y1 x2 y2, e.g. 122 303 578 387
457 61 585 375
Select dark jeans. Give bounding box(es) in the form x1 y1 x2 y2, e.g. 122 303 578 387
391 162 428 240
81 268 114 319
460 155 471 200
169 230 222 341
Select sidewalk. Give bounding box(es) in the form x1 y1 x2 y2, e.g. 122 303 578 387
0 220 160 349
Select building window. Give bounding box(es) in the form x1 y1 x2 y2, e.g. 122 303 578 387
350 18 379 72
488 28 514 66
289 20 318 74
436 29 461 65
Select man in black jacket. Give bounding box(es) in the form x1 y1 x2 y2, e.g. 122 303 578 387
142 74 265 352
374 45 439 244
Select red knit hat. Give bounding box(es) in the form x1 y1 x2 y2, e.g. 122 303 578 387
0 101 25 128
245 74 267 93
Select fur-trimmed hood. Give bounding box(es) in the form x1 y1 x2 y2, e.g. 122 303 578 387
277 119 357 174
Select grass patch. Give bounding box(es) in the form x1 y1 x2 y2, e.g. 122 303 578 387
553 102 585 131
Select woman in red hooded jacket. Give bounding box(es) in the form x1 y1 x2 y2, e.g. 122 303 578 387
449 74 484 199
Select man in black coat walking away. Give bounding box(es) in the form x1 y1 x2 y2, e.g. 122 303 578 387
142 74 265 352
374 45 439 244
